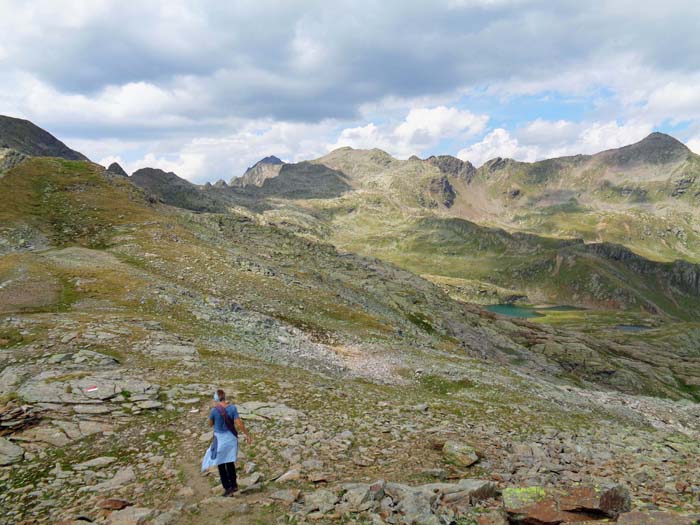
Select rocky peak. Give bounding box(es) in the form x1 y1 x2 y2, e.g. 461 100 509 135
106 162 128 177
256 155 283 166
426 155 476 182
231 155 285 187
599 132 690 166
0 114 88 161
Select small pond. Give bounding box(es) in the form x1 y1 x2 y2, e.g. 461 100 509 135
485 304 544 318
614 324 652 332
485 304 584 319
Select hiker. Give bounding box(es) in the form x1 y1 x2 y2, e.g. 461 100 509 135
200 389 252 497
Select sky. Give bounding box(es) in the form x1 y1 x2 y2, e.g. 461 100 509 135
1 1 700 183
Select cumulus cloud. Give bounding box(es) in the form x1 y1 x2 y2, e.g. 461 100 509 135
458 120 653 166
331 106 487 158
0 1 699 180
95 120 338 183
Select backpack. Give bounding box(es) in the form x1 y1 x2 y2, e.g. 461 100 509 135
215 404 238 437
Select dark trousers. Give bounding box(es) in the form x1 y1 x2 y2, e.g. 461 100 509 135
218 461 237 490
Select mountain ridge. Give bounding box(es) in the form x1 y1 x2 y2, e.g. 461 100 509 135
0 114 88 161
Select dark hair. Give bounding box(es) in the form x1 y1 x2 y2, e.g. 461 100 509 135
217 389 226 401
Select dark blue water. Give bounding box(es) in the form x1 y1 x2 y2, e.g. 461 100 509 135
485 304 543 318
615 324 652 332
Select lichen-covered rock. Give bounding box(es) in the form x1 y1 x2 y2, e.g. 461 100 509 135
442 440 479 467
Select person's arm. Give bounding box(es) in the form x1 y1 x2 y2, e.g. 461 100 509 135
234 417 251 444
207 408 214 427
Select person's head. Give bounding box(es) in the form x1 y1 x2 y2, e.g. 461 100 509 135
216 389 226 402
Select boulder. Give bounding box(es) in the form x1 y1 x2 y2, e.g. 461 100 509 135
0 436 24 465
559 484 630 518
503 484 631 524
442 440 479 467
99 498 132 510
502 487 582 524
304 489 338 514
270 489 301 504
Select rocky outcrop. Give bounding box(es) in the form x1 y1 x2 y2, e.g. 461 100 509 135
426 155 476 182
106 162 128 177
584 242 700 295
598 132 690 167
0 148 27 174
0 436 24 465
428 175 457 207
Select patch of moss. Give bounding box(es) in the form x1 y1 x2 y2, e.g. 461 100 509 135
406 312 435 334
419 374 475 396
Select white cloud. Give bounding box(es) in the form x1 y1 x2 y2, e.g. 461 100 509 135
458 128 537 166
331 106 488 158
458 120 653 166
91 120 337 183
687 137 700 155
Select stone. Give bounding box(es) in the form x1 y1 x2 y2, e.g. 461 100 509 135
617 510 700 525
151 344 197 359
106 506 153 525
99 498 133 510
0 367 25 394
270 489 301 504
0 437 24 465
442 440 479 467
239 472 262 488
73 405 113 414
87 467 136 492
304 489 338 514
559 484 630 518
476 510 509 525
502 485 627 524
152 509 180 525
135 400 162 410
14 424 70 446
177 486 195 497
75 456 117 470
276 468 301 482
440 479 498 512
18 372 159 405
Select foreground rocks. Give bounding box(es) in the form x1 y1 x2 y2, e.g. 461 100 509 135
279 480 700 525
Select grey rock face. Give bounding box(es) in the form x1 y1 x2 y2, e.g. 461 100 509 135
0 437 24 465
106 162 128 177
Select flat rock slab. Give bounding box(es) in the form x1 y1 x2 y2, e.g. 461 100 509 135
0 436 24 465
83 466 136 492
18 372 159 404
105 506 153 525
238 401 300 420
270 489 301 504
502 484 631 524
150 344 197 360
75 456 117 470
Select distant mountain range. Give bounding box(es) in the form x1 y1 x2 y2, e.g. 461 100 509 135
2 113 700 321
